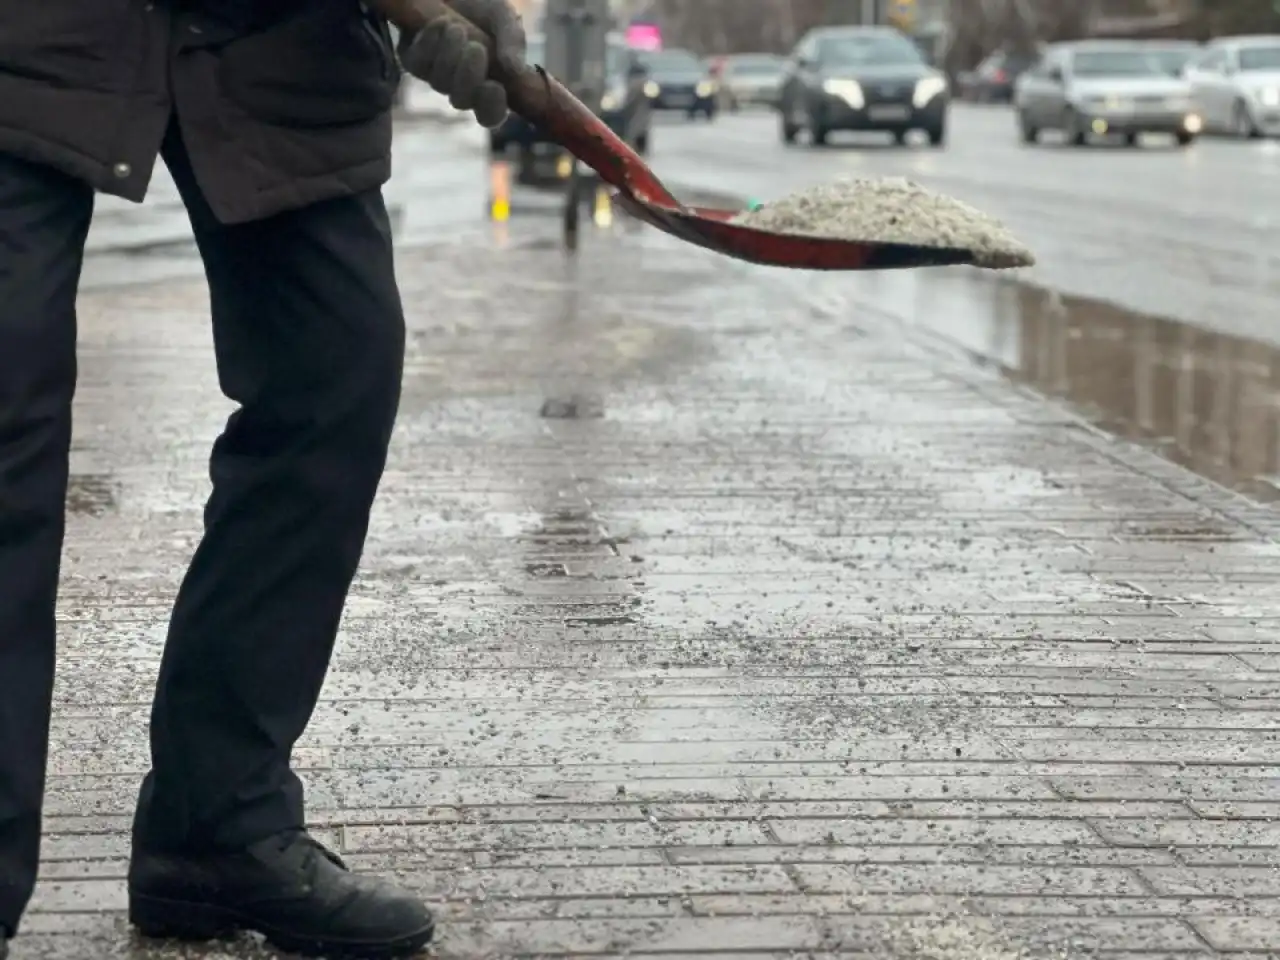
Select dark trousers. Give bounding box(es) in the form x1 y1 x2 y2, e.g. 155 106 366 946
0 123 405 932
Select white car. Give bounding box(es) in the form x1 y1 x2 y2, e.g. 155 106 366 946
1185 35 1280 138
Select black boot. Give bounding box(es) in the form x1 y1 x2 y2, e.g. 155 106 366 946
128 830 433 959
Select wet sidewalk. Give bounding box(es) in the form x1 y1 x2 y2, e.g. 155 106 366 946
18 218 1280 959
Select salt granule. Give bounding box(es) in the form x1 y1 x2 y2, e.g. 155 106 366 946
731 176 1035 270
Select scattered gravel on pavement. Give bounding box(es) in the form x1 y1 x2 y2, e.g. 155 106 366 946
731 176 1035 269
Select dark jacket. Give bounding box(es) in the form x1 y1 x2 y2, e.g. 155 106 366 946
0 0 401 224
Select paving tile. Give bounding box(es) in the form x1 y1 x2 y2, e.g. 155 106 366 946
15 212 1280 958
1191 917 1280 953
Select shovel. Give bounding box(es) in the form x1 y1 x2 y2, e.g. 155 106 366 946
376 0 995 271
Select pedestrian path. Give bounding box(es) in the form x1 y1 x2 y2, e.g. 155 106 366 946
18 223 1280 958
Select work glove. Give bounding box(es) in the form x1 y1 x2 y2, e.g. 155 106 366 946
398 0 526 128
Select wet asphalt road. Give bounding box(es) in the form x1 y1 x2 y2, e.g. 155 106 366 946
646 103 1280 347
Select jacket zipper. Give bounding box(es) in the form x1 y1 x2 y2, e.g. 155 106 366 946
357 2 397 81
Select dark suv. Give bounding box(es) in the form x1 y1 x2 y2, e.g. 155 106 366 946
489 33 652 155
635 47 719 119
779 26 949 146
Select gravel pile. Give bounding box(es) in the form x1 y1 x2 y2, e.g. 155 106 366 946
730 176 1035 269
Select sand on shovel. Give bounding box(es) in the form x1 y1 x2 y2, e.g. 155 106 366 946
730 176 1035 270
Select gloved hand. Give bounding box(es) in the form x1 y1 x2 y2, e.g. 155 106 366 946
398 0 526 128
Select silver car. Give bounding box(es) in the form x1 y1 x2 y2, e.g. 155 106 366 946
1185 35 1280 138
719 54 786 110
1014 40 1201 147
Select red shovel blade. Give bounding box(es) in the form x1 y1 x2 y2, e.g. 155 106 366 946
613 196 975 271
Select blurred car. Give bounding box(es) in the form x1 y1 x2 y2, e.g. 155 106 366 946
778 26 949 146
1185 35 1280 138
635 47 719 119
719 53 787 110
490 32 652 155
956 49 1039 102
1014 40 1201 147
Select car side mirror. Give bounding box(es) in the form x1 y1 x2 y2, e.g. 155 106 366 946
1047 66 1063 83
627 62 647 79
796 57 814 70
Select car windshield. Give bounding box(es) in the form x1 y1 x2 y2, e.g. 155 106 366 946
1071 49 1165 77
639 50 703 73
818 35 923 66
1148 47 1196 72
1239 45 1280 71
729 57 783 75
525 39 627 77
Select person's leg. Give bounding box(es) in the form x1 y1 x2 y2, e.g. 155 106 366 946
128 122 431 956
135 123 405 854
0 155 93 939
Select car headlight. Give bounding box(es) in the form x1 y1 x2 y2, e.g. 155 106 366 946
1255 86 1280 107
696 80 716 97
822 78 864 108
601 87 624 111
912 75 947 108
644 81 659 98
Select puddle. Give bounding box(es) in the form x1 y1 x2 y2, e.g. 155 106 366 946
863 269 1280 504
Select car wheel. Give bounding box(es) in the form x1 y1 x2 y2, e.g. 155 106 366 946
1233 100 1260 138
926 121 946 147
892 128 908 146
780 107 800 144
1123 132 1139 147
516 146 537 185
635 129 650 155
809 108 829 146
1064 108 1087 146
1175 131 1196 148
1018 111 1039 144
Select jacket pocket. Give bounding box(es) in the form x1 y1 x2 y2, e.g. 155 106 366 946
218 2 398 129
0 0 134 90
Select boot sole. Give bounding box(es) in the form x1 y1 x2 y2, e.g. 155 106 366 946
129 892 435 959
